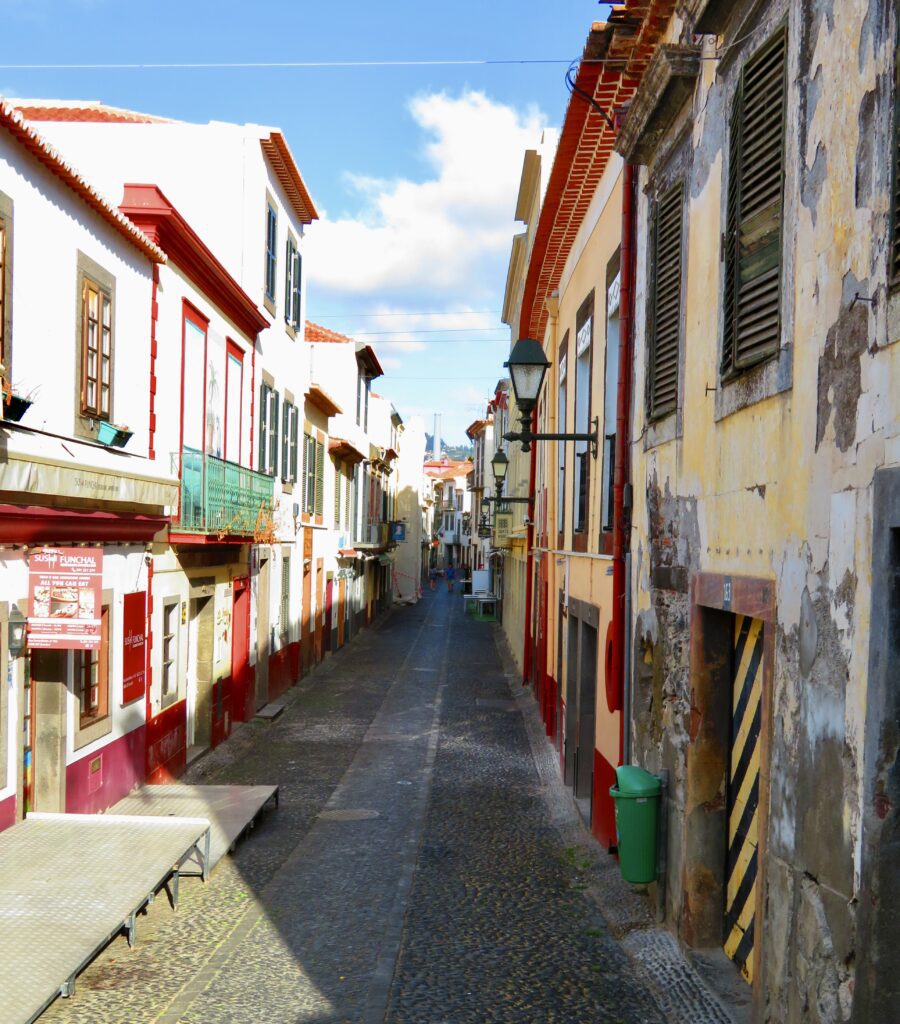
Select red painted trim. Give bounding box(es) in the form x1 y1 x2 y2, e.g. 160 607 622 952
145 557 154 724
0 504 168 543
149 264 159 460
66 725 146 815
523 405 538 686
180 299 208 456
225 339 244 466
0 792 15 833
146 698 187 783
119 184 267 339
168 531 251 545
611 163 637 766
592 747 618 850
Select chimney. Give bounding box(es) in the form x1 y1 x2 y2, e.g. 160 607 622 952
433 413 442 461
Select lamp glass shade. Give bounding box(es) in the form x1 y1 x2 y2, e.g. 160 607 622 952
504 337 549 411
491 450 509 485
8 604 26 657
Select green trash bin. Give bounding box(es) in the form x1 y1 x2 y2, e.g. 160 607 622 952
610 765 661 884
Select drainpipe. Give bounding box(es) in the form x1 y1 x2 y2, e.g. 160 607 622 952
522 405 538 686
612 161 637 764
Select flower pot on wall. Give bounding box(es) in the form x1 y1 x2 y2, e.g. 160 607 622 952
2 394 32 422
97 421 133 448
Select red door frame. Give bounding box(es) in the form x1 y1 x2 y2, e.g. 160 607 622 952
231 576 252 722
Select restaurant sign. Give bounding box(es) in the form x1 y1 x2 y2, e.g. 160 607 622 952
493 514 513 549
28 546 103 650
121 591 147 705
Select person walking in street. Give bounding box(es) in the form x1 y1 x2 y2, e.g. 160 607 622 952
429 566 437 591
446 565 456 593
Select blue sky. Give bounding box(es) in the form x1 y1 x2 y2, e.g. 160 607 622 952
1 0 611 444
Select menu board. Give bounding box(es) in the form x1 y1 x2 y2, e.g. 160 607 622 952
121 591 147 704
28 547 103 650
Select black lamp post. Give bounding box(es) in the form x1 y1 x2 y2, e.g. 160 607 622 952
503 337 598 456
482 448 530 505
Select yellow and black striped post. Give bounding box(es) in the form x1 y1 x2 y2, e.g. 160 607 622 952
724 614 763 982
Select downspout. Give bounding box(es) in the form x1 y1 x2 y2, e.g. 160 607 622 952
522 405 538 686
612 160 637 764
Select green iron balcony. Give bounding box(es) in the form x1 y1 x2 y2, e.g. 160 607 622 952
172 448 274 536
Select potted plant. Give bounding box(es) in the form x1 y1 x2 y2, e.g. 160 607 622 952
0 368 35 422
97 421 133 448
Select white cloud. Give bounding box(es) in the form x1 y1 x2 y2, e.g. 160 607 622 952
306 90 554 298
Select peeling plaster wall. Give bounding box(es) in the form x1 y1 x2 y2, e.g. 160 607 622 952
629 2 899 1020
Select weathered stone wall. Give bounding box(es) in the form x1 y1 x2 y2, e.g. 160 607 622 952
628 2 899 1020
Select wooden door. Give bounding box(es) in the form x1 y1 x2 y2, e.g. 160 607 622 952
231 578 251 722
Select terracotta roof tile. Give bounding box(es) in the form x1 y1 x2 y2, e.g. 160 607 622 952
305 321 353 344
0 99 166 263
15 100 173 124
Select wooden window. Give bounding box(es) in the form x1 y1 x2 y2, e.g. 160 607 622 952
81 278 112 419
284 237 302 328
258 384 279 477
281 400 298 483
76 605 109 727
648 181 684 419
722 27 788 377
264 203 278 303
161 600 178 703
281 555 291 638
573 294 594 536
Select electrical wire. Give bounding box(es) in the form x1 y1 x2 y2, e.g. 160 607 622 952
350 327 507 336
312 310 501 318
565 59 616 132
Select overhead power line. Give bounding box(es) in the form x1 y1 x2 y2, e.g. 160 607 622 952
351 327 507 336
313 310 501 318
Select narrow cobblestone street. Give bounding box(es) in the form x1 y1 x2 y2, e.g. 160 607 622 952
41 589 665 1024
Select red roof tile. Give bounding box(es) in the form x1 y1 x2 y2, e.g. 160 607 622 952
15 101 172 124
305 321 353 344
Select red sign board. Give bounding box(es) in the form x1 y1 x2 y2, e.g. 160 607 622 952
122 591 147 705
28 547 103 650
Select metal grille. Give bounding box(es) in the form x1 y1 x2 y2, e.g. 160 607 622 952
173 448 274 535
648 180 683 419
722 27 787 376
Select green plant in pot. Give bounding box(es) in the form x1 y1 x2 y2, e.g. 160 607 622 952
0 368 35 422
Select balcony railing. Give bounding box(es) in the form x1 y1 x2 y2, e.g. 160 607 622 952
356 520 390 548
172 448 274 536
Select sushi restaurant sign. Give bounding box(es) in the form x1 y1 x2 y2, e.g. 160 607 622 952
28 547 104 650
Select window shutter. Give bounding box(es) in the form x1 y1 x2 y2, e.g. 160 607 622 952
722 27 787 376
294 251 302 327
258 383 268 472
270 390 280 477
290 409 299 482
285 240 293 321
648 180 683 419
281 401 290 480
305 434 316 512
334 461 342 525
315 440 325 516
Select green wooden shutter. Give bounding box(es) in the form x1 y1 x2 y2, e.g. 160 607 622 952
294 251 303 328
334 460 342 526
722 27 787 376
315 440 325 516
290 408 299 482
284 240 292 321
648 180 684 419
281 401 290 481
270 390 280 477
258 383 269 473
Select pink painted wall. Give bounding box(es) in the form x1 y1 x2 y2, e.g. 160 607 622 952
0 793 16 833
66 724 146 815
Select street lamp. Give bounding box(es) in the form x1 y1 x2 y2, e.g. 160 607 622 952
482 448 530 505
8 604 26 657
503 337 599 456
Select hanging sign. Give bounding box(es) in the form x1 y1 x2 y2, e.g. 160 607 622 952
28 546 103 650
494 514 513 549
121 591 147 705
390 522 406 542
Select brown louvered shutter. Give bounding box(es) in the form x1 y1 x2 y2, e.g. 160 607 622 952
648 180 684 419
722 27 787 376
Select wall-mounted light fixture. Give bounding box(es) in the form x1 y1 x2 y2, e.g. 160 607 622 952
502 337 598 456
8 604 26 658
480 450 530 505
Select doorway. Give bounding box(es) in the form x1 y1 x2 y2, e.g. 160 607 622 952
187 595 214 756
576 621 598 803
724 613 763 983
231 578 251 723
256 553 270 707
26 651 67 814
564 613 578 788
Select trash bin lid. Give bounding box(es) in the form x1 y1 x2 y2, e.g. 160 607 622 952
614 765 661 797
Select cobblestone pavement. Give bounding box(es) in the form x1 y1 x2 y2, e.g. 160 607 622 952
40 586 669 1024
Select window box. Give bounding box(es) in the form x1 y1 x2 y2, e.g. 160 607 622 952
2 392 32 422
97 421 133 448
